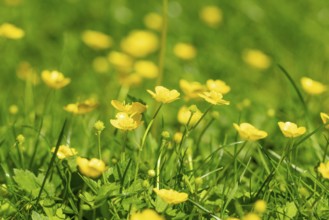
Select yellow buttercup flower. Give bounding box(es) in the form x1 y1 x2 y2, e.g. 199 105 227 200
111 100 147 115
243 49 271 70
243 213 260 220
177 105 203 126
300 77 326 95
51 145 78 160
320 112 329 129
206 79 231 94
173 43 197 60
9 105 19 115
0 23 24 39
121 30 159 58
41 70 70 89
233 123 268 141
179 79 206 100
77 157 106 178
199 90 230 105
110 112 143 131
254 199 267 213
173 132 183 144
130 209 165 220
318 161 329 179
64 99 98 115
108 51 133 73
144 12 163 31
81 30 113 50
153 188 188 205
278 121 306 138
16 61 39 85
199 6 223 28
92 56 110 74
134 60 159 79
147 86 180 104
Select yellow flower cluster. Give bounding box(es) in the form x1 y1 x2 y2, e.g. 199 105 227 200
278 121 306 138
300 77 326 95
147 86 180 104
51 145 78 160
173 43 197 60
76 157 107 178
0 23 25 39
110 100 147 131
144 13 163 31
233 123 268 141
199 5 223 28
177 105 203 126
130 209 164 220
82 30 113 50
64 98 98 115
41 70 70 89
153 188 188 204
243 49 271 70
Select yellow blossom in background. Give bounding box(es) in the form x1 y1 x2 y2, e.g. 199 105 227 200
111 100 147 114
108 51 134 73
16 134 25 144
144 12 163 31
9 105 19 115
177 105 203 126
173 43 197 60
300 77 326 95
153 188 188 204
77 157 106 178
16 61 39 85
134 60 159 79
64 99 98 115
174 132 183 144
0 23 25 39
119 73 142 87
81 30 113 50
110 112 143 131
233 123 268 141
254 199 267 213
94 120 105 133
130 209 165 220
179 79 206 100
41 70 70 89
278 121 306 138
206 79 231 94
147 86 180 104
320 112 329 129
4 0 22 6
51 145 78 160
92 56 110 74
318 161 329 179
121 30 159 57
243 49 271 70
199 90 230 105
243 213 260 220
199 5 223 27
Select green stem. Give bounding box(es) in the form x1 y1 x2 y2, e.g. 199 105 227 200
156 0 168 86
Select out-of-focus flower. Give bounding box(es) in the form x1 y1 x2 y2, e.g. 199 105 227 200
199 5 223 27
179 79 206 100
134 60 159 79
243 213 260 220
278 121 306 138
108 51 134 73
9 105 19 115
51 145 78 160
111 100 147 115
92 56 110 74
254 199 267 213
119 73 142 87
81 30 112 50
4 0 22 6
110 112 143 131
174 132 183 144
94 120 105 133
199 91 229 105
41 70 70 89
77 157 106 178
153 188 188 204
173 43 197 60
206 79 230 94
16 134 25 144
320 112 329 129
233 123 268 141
64 99 98 115
300 77 326 95
147 86 180 104
318 161 329 179
243 49 271 70
0 23 24 39
144 12 163 31
130 209 165 220
177 105 203 126
16 61 39 85
121 30 159 57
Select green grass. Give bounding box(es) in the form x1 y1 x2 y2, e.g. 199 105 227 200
1 0 329 219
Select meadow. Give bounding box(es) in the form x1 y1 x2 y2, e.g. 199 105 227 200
1 0 329 219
